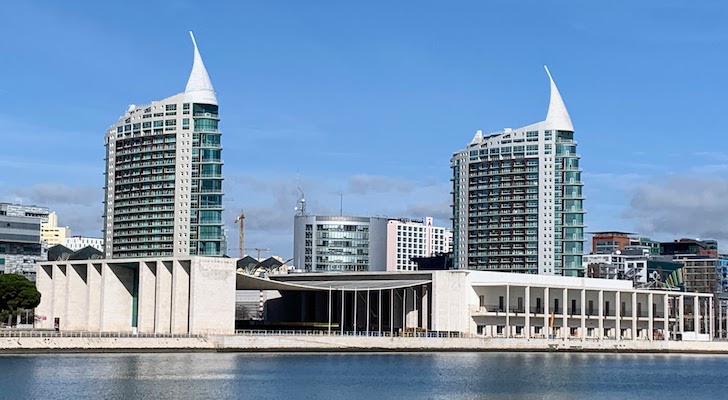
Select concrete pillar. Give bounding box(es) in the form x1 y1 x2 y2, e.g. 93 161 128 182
679 294 685 333
87 263 102 331
525 286 531 339
505 284 510 338
328 288 332 335
663 293 669 341
100 262 134 332
401 288 406 331
719 301 723 339
598 290 604 340
543 287 549 339
34 265 54 330
65 264 88 331
366 289 370 336
631 291 637 340
155 261 173 333
421 285 429 331
580 289 586 341
648 292 653 341
413 287 419 331
616 291 621 341
354 288 358 332
710 296 715 340
389 289 393 336
341 289 346 335
694 295 699 335
52 264 68 330
562 288 568 340
137 261 157 333
170 260 191 334
378 290 382 335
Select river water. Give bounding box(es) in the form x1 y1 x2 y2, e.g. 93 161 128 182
1 352 726 399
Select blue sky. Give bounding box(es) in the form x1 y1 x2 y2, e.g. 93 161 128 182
2 1 728 259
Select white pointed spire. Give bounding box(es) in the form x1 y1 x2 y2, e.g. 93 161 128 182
543 66 573 131
470 129 483 144
185 31 217 105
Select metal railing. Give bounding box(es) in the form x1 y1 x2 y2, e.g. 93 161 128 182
0 330 203 339
234 330 467 338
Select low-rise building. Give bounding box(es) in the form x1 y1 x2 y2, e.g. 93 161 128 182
64 236 104 252
661 239 718 257
583 250 684 290
590 231 660 255
35 257 717 341
236 270 715 341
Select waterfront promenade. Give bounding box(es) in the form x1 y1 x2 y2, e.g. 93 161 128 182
2 330 728 354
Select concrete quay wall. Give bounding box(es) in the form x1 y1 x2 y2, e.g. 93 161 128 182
0 337 214 353
210 336 728 354
3 335 728 354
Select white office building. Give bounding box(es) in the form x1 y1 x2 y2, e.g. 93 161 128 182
293 214 452 272
386 217 453 271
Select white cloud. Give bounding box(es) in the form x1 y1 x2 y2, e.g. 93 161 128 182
624 177 728 246
346 174 417 195
1 183 104 236
10 183 101 206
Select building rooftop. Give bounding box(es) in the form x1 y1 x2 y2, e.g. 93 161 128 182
588 231 635 236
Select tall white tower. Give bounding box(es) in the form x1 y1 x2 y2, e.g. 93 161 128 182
103 33 226 259
451 67 584 276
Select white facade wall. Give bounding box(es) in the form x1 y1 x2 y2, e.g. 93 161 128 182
426 270 715 341
430 271 470 332
35 256 236 335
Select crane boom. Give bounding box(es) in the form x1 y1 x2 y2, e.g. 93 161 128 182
244 247 270 260
234 209 245 258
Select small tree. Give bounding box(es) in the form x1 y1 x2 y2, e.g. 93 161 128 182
0 274 41 326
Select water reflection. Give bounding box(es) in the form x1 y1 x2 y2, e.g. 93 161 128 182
1 352 727 399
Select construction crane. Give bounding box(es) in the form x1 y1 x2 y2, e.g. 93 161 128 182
234 209 245 258
245 247 270 261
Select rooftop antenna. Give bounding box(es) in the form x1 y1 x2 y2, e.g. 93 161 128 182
295 187 308 216
339 193 343 216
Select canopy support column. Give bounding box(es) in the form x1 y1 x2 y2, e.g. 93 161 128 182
378 289 382 336
366 289 370 336
327 287 332 335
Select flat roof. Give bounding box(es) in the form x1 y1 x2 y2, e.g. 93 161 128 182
236 272 431 291
588 231 635 236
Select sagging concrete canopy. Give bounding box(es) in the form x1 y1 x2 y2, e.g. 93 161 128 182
235 271 436 334
236 271 432 292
